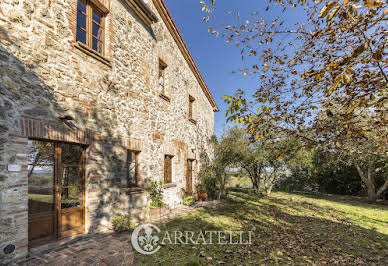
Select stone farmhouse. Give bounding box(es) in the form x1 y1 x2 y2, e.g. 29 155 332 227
0 0 218 263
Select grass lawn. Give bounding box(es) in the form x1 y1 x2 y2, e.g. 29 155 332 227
134 190 388 265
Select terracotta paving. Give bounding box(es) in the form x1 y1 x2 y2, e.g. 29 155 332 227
15 233 134 266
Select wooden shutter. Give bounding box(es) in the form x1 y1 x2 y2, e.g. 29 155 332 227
168 156 172 183
164 155 172 183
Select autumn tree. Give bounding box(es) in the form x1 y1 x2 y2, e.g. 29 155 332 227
201 0 387 151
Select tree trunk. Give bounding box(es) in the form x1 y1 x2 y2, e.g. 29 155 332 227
376 177 388 199
220 173 226 199
250 174 260 193
244 165 261 194
355 161 378 203
265 184 273 196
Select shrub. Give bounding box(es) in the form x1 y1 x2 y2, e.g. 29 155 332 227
198 166 219 200
112 215 135 233
149 181 165 207
182 195 196 206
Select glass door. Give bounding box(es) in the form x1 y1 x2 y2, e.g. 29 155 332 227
28 140 56 245
28 140 86 246
58 143 86 238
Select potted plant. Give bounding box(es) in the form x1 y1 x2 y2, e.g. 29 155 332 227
149 181 167 218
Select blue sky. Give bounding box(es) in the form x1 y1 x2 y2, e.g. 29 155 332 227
163 0 307 137
164 0 266 137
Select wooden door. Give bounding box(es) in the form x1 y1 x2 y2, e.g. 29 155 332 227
28 140 56 246
186 160 193 195
28 140 85 246
57 143 86 238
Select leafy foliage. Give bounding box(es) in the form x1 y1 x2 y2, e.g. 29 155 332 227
198 164 219 199
111 215 135 233
182 195 196 206
202 0 387 152
149 181 165 208
275 146 388 201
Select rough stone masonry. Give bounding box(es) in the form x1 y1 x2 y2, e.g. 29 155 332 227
0 0 218 263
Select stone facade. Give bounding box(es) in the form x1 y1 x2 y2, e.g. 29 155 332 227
0 0 217 263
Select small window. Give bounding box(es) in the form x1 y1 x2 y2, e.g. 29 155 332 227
127 150 139 187
159 59 168 95
188 95 195 121
76 0 105 54
164 155 173 184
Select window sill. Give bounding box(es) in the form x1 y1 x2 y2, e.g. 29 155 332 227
159 93 170 102
163 183 177 189
122 187 145 195
74 41 112 67
188 118 197 125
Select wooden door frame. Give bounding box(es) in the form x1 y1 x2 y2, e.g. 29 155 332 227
186 159 194 195
28 139 87 246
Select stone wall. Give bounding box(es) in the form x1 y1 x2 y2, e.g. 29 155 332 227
0 0 215 263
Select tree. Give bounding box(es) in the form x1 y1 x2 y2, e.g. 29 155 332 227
353 154 388 202
217 127 290 196
199 128 243 198
200 0 387 152
314 108 388 202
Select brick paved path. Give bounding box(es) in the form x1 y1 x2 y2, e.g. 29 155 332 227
14 201 221 265
16 233 134 266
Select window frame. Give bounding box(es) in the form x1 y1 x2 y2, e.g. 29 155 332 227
164 155 173 184
76 0 106 56
188 95 196 123
158 59 170 101
127 150 140 188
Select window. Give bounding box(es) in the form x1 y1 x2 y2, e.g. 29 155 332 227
164 155 173 183
27 140 85 212
188 95 195 121
76 0 105 54
159 59 168 95
127 150 139 187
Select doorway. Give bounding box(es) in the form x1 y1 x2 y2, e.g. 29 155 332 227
28 140 86 246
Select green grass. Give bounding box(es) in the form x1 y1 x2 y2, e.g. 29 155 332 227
134 190 388 265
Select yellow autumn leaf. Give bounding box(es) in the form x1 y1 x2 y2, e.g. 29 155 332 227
328 61 339 72
319 2 338 18
315 69 326 81
327 5 341 21
364 0 384 8
347 99 361 114
256 134 264 139
378 88 387 95
343 73 351 84
343 0 350 3
325 75 343 97
345 68 355 75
